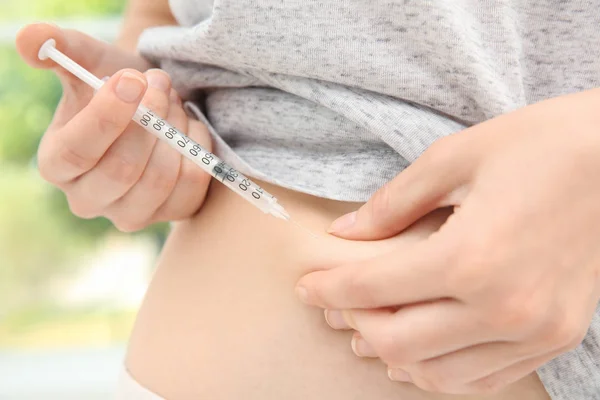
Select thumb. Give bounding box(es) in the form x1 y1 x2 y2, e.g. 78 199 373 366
327 136 474 240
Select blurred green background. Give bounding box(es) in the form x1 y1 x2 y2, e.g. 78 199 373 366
0 0 168 398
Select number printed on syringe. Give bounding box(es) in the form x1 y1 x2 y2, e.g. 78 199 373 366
138 107 220 173
135 106 272 204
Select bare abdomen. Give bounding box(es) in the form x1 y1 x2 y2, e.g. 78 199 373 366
125 180 550 400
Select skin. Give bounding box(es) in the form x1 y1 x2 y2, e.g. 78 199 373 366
126 178 550 399
16 22 212 231
14 2 579 397
297 88 600 394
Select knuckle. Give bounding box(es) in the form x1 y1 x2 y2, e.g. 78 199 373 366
181 162 208 186
410 370 447 393
494 293 545 332
66 195 98 219
96 112 124 135
113 219 148 233
458 233 495 268
445 252 488 298
55 139 98 172
38 133 97 179
101 156 144 187
153 204 188 223
308 279 331 307
36 148 56 183
410 365 448 393
446 232 504 297
180 159 211 188
346 269 378 307
172 159 207 192
372 327 406 363
373 333 397 360
366 183 393 223
142 164 177 194
37 165 55 184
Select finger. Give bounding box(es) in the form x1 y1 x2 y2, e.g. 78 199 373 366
37 69 148 184
324 309 353 330
151 119 212 222
66 70 172 218
350 331 379 358
105 88 185 231
296 238 454 309
327 135 474 240
349 300 502 365
404 341 538 394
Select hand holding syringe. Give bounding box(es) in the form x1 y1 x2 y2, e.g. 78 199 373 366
36 38 290 222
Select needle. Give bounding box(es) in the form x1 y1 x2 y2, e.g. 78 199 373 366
288 217 321 240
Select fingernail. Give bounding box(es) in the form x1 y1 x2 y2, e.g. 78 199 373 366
388 368 412 382
146 69 171 93
327 211 357 234
115 72 146 103
351 334 376 357
296 286 309 304
324 309 350 329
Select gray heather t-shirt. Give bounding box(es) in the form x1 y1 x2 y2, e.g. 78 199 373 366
137 0 600 398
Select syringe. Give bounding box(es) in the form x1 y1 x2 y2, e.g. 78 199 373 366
38 39 290 221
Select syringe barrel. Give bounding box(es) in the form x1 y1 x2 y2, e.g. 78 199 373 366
133 106 288 219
